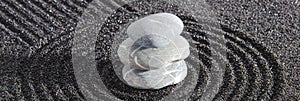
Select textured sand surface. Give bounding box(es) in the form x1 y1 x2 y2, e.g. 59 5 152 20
0 0 298 100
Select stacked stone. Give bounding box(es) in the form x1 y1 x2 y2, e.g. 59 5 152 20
117 13 190 89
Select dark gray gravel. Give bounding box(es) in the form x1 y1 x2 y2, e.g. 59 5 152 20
0 0 299 101
206 1 299 100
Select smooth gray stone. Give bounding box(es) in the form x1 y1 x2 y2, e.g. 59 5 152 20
135 34 171 48
122 60 188 89
126 13 184 43
118 36 190 70
117 38 134 66
132 36 190 70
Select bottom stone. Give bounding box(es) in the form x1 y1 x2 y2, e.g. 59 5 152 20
122 60 188 89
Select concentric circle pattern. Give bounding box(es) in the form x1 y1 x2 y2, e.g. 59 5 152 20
0 0 91 100
0 0 290 101
95 0 286 101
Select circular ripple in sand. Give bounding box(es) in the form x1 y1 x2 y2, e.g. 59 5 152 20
95 0 286 100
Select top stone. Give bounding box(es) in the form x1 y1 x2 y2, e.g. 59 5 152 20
126 13 184 47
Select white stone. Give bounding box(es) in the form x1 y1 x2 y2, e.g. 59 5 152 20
132 36 190 70
117 38 134 66
126 13 184 43
122 60 188 89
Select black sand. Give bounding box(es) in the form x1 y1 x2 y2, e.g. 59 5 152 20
0 0 298 100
